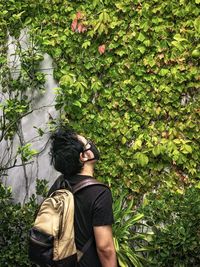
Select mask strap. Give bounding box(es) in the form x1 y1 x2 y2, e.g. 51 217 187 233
85 157 96 162
83 148 91 152
82 149 95 161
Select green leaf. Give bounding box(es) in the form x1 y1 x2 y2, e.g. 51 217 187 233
92 0 99 7
12 11 25 20
134 152 149 166
60 74 75 86
152 145 163 156
82 41 91 49
171 41 183 51
159 69 169 76
132 139 142 150
132 213 144 223
121 136 127 144
173 34 187 42
137 32 146 42
74 101 82 108
138 46 146 54
115 49 126 57
181 144 193 154
194 17 200 33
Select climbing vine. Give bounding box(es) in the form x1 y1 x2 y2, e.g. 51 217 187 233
1 0 200 196
30 0 200 195
0 0 46 203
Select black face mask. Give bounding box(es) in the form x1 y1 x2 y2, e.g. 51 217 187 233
83 140 100 161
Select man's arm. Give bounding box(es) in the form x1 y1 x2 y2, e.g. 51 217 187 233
94 225 118 267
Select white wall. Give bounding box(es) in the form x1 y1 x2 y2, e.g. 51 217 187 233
1 31 60 203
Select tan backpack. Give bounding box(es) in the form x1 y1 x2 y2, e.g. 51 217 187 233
28 178 107 267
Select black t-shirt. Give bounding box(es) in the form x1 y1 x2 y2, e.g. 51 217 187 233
49 174 114 267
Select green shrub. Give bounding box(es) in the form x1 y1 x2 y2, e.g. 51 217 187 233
0 180 51 267
141 186 200 266
113 193 154 267
0 183 37 266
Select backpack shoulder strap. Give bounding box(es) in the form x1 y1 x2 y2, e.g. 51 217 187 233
72 178 109 194
72 178 109 260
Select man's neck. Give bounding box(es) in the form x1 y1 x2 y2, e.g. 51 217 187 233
79 164 94 177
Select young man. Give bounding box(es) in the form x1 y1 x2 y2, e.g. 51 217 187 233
49 127 118 267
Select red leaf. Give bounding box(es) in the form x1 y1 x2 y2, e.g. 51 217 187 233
77 23 83 33
98 44 106 55
81 26 87 33
77 23 87 33
76 11 82 20
71 19 77 31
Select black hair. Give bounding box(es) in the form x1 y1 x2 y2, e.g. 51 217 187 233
50 127 84 177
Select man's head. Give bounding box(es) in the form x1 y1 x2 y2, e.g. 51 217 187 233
50 127 100 177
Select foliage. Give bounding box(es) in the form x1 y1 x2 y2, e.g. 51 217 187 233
113 193 153 267
141 186 200 266
1 0 199 196
10 0 200 196
0 0 45 175
0 182 38 267
17 144 38 162
0 47 44 180
0 179 49 266
35 178 49 197
0 0 200 266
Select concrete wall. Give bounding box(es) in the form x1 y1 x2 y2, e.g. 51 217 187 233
1 31 59 203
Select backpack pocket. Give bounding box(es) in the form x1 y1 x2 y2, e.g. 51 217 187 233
29 227 54 267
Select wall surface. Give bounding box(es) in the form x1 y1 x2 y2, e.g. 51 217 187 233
2 33 59 203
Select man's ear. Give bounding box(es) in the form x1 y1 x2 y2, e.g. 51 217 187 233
80 152 88 162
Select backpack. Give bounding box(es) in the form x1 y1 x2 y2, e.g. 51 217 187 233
28 177 107 267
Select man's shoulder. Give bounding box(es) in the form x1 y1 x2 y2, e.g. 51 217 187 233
78 181 111 195
75 181 112 205
85 183 113 205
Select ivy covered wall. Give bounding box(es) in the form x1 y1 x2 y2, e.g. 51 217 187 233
0 0 200 199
